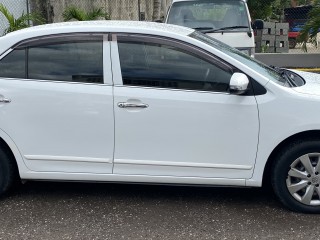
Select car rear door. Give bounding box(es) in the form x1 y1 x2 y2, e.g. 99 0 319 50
0 34 114 174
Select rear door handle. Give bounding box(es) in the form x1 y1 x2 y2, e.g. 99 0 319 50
0 97 11 103
118 102 149 109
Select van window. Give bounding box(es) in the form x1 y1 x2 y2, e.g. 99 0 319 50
167 0 250 32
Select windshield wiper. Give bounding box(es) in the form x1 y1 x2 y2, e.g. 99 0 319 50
194 27 214 31
270 66 298 87
201 26 248 33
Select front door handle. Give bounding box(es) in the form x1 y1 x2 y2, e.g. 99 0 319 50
118 102 149 109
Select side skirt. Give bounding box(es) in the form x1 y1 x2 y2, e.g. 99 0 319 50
20 171 248 187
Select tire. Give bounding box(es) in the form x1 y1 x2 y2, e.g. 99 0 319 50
272 140 320 213
289 38 297 49
0 147 17 196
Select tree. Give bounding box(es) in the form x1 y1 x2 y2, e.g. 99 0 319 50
270 0 302 22
298 2 320 51
0 3 45 35
152 0 161 21
248 0 277 20
291 0 298 7
62 6 110 21
248 0 310 21
29 0 54 24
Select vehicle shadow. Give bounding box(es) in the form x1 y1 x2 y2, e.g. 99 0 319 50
1 181 319 240
7 180 282 213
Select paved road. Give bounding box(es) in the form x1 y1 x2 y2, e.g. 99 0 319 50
0 182 319 240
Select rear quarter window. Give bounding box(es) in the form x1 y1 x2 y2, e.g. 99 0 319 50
0 49 25 79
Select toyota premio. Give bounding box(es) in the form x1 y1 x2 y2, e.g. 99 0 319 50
0 21 320 213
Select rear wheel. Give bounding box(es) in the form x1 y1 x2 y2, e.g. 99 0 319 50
289 38 297 49
272 140 320 213
0 147 17 196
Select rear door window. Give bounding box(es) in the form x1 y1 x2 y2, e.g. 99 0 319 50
0 35 104 84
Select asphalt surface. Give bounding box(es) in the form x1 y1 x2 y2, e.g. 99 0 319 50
0 182 319 240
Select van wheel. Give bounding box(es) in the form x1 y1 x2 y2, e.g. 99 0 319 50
272 140 320 213
0 147 17 196
289 38 296 49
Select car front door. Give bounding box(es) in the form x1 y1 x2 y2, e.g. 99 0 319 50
0 34 114 174
112 34 259 180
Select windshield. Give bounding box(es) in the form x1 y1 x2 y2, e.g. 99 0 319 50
167 0 250 32
189 31 288 86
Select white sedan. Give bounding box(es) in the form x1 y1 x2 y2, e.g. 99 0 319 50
0 21 319 213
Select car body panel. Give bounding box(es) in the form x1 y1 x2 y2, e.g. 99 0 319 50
248 74 320 186
0 78 115 173
113 86 259 179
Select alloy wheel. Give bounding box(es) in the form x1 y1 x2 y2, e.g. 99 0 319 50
286 153 320 206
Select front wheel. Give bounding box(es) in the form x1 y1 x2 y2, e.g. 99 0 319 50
272 140 320 213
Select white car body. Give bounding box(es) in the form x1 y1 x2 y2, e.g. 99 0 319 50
165 0 255 56
0 21 319 192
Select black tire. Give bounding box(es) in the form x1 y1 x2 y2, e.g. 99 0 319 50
272 140 320 213
289 38 297 49
0 147 17 196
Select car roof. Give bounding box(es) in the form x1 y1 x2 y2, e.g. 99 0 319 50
0 21 194 55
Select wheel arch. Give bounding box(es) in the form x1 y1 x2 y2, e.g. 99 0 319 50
262 130 320 186
0 129 29 178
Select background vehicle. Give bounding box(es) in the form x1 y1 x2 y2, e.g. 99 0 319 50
165 0 255 56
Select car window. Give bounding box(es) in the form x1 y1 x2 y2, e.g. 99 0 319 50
0 49 26 79
0 35 103 84
28 41 103 83
117 40 232 92
189 31 286 86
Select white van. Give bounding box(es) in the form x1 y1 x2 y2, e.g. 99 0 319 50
165 0 255 56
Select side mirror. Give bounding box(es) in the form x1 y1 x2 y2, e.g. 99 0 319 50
252 19 264 30
229 73 249 95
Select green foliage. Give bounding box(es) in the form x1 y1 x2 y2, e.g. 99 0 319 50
62 6 110 21
0 3 45 35
270 0 290 21
247 0 275 20
298 2 320 51
248 0 308 21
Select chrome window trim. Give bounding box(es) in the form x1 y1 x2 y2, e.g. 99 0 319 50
113 84 232 95
0 77 111 86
